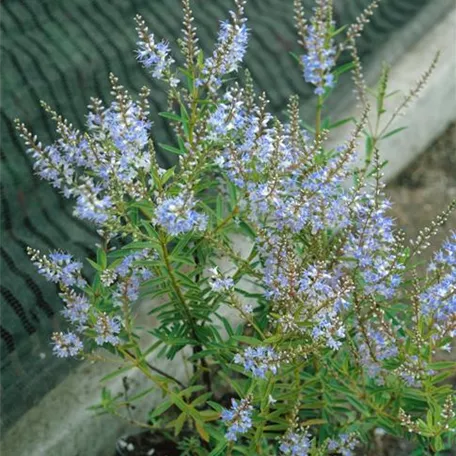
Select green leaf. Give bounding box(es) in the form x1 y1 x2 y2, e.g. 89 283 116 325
333 62 355 77
188 349 219 361
86 258 103 272
428 361 456 370
216 193 224 220
214 314 234 336
230 335 263 346
301 418 327 426
195 420 210 442
376 64 390 115
180 385 206 397
433 435 444 452
238 221 256 240
207 401 225 414
289 51 301 63
377 416 400 435
208 441 227 456
328 117 355 130
161 167 175 185
172 412 187 436
365 135 374 163
171 231 196 257
170 393 201 421
381 126 408 140
174 271 200 291
122 241 159 250
142 223 160 241
170 255 196 266
96 248 107 269
177 136 187 154
100 366 134 382
200 410 220 422
128 387 157 403
322 116 331 130
227 181 238 209
331 24 348 37
191 392 213 407
264 424 289 431
159 112 187 123
386 89 401 99
346 395 370 415
159 143 186 156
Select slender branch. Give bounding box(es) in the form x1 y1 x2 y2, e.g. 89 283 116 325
159 232 199 335
124 349 186 389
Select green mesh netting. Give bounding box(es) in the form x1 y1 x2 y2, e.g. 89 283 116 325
0 0 435 430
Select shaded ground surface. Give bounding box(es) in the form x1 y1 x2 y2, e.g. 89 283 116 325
387 122 456 263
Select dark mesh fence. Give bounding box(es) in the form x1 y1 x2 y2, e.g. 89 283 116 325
0 0 432 430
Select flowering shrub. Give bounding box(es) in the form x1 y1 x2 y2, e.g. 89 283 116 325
17 0 455 454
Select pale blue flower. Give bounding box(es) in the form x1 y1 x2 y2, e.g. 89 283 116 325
234 346 281 378
52 331 83 358
221 397 253 441
155 194 207 236
94 314 122 346
279 428 311 456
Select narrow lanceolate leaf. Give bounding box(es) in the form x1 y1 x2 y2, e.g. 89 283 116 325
328 117 355 130
195 420 210 442
230 335 263 346
100 365 135 382
159 111 188 123
159 143 186 155
381 126 408 139
149 400 173 419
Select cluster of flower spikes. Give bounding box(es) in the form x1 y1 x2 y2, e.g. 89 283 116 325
419 231 456 339
207 90 356 234
221 397 253 442
301 0 336 95
28 247 155 357
233 346 281 378
355 293 440 388
200 0 248 91
258 231 352 351
279 426 359 456
28 249 87 357
206 77 409 370
17 78 153 230
205 91 400 354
